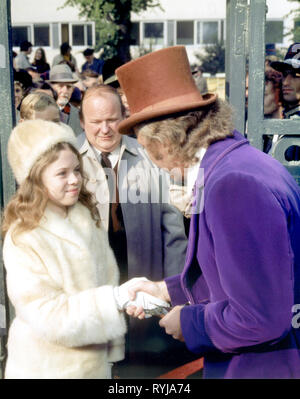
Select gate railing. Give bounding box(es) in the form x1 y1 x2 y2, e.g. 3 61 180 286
226 0 300 184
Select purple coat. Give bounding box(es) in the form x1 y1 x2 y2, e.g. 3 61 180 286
166 131 300 378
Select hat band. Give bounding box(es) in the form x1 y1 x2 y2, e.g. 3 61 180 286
49 72 75 81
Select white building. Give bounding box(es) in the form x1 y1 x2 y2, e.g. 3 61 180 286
10 0 299 68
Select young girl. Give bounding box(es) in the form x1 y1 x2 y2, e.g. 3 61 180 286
2 120 127 379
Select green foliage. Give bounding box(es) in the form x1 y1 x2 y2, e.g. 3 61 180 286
194 42 225 75
286 0 300 41
61 0 161 62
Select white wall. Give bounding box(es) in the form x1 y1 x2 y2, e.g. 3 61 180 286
131 0 226 20
11 0 81 23
11 0 87 68
10 0 299 68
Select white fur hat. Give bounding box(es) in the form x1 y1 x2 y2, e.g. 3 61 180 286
8 120 78 184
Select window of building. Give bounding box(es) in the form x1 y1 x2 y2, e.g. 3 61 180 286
144 22 164 45
265 20 283 44
12 26 30 47
61 23 93 46
34 25 50 46
203 21 218 44
61 24 69 44
87 24 93 46
72 24 85 45
177 21 194 45
131 22 140 45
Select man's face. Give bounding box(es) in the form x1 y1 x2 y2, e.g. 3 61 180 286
51 82 74 108
85 55 94 64
282 70 300 104
81 93 123 152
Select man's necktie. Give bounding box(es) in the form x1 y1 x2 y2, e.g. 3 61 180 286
100 152 122 234
101 152 112 169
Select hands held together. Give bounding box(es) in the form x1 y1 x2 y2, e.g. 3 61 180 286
113 277 185 342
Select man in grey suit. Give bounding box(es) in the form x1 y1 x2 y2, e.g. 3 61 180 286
77 84 191 378
48 64 83 136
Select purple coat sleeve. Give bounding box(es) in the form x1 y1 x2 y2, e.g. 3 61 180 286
181 173 294 354
165 274 186 305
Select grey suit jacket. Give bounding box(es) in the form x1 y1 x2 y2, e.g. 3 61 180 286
77 134 187 280
61 103 83 137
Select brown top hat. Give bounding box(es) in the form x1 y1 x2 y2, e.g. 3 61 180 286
116 46 217 135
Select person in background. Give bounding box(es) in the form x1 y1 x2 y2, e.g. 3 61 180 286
69 87 82 110
102 56 123 88
15 41 32 71
78 84 189 378
82 48 105 76
81 69 102 90
264 68 282 119
263 68 283 153
14 81 24 111
13 68 35 123
117 87 130 118
192 65 208 94
52 42 79 75
33 82 58 101
115 45 300 379
31 47 50 74
270 43 300 160
47 64 83 136
26 66 41 85
19 92 60 123
2 119 128 379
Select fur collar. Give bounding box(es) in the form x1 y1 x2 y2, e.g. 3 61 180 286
39 202 96 249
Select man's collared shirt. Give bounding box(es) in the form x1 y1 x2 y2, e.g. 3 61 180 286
82 58 105 75
93 143 121 170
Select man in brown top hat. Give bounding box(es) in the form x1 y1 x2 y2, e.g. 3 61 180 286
115 46 300 379
47 64 83 136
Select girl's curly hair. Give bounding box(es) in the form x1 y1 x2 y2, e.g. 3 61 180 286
2 142 100 240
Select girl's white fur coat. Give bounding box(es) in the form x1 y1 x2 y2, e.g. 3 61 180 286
3 202 126 379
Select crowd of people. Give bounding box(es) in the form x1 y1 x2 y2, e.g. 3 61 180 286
13 41 114 126
2 41 300 380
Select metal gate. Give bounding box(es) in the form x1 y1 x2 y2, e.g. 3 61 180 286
226 0 300 184
0 0 299 378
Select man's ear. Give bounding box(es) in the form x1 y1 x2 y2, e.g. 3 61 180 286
18 118 24 123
